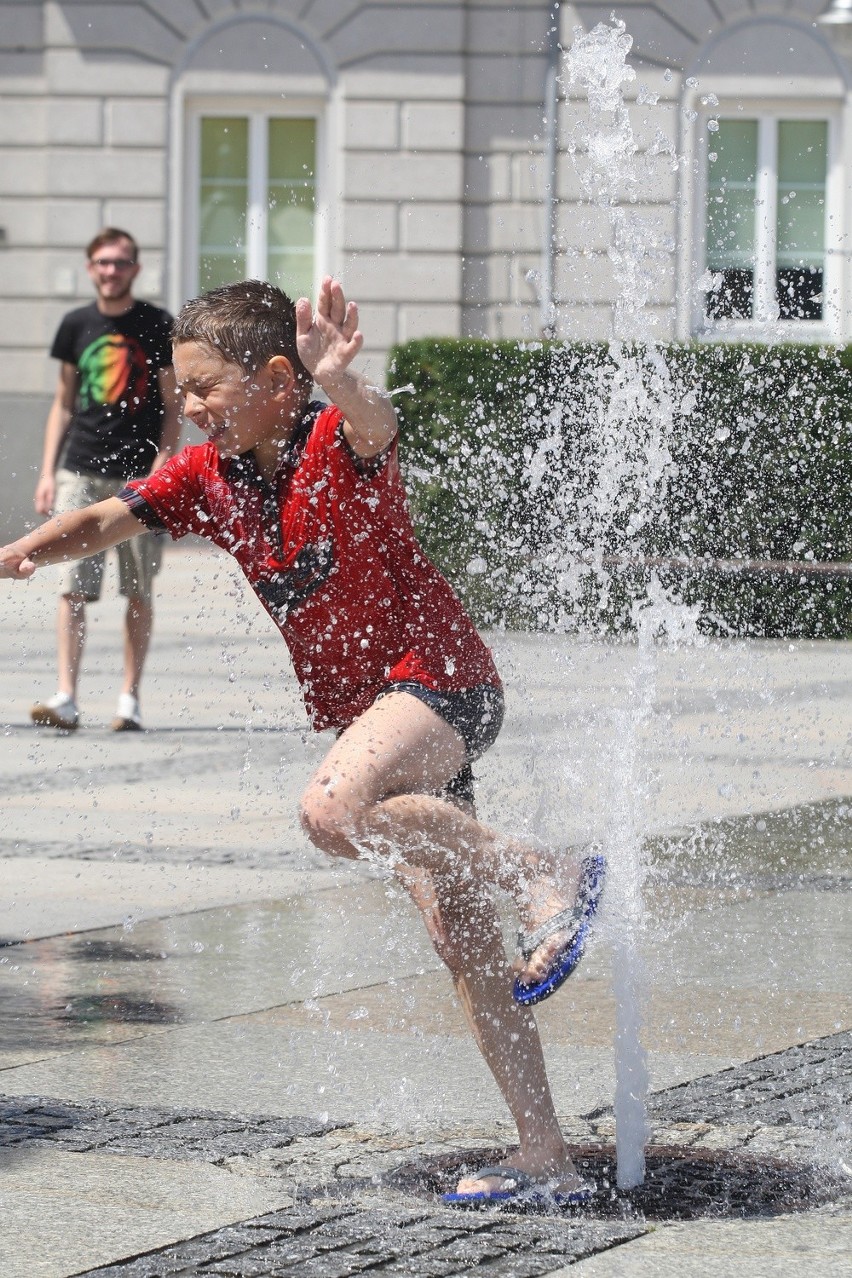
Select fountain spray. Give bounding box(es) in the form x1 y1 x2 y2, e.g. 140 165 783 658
562 17 684 1189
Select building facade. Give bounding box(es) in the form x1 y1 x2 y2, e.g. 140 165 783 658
1 1 850 407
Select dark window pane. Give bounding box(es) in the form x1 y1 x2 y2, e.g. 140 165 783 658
706 268 753 320
776 267 823 320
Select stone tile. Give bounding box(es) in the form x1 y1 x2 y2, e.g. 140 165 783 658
0 858 333 942
0 1147 290 1278
0 1014 730 1141
249 967 850 1064
345 152 463 202
556 1214 852 1277
0 882 441 1068
647 1030 852 1131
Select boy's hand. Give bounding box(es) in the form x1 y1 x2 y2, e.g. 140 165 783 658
296 276 364 386
295 276 397 458
0 545 37 581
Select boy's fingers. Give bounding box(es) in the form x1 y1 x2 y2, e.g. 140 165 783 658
0 557 34 580
341 301 359 340
295 296 314 335
315 275 334 319
328 278 347 326
347 330 364 359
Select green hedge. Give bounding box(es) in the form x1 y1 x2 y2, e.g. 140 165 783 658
387 339 852 638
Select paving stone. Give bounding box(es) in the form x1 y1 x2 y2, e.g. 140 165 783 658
73 1202 646 1276
645 1030 852 1131
0 1094 348 1162
10 1029 852 1274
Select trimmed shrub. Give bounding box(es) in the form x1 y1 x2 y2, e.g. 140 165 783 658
387 339 852 638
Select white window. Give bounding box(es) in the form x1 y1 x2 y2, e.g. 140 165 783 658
186 103 321 300
700 114 837 334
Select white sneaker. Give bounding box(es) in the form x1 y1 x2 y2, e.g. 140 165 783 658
31 691 79 731
112 693 142 732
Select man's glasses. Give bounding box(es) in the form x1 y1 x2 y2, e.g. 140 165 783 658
90 257 136 270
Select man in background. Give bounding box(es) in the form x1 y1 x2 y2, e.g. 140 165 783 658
30 228 181 732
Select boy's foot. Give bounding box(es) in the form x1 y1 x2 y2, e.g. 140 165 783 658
513 853 606 1007
30 692 79 731
442 1163 594 1208
111 693 142 732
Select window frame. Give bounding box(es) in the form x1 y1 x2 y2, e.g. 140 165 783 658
181 94 327 305
690 101 844 342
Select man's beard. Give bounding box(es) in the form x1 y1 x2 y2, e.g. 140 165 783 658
99 281 133 303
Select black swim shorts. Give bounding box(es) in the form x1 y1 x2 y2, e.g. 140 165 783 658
380 680 505 805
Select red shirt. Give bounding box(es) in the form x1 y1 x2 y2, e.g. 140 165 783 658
122 402 500 730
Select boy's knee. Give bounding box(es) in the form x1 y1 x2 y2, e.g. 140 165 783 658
299 782 361 859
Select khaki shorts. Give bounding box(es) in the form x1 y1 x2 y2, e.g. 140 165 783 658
54 467 162 604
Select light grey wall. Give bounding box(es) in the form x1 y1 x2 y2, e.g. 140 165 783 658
0 1 602 384
0 394 52 542
0 0 849 415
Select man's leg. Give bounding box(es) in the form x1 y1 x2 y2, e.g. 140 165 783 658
57 592 86 699
31 591 86 729
32 469 105 729
122 595 152 699
113 530 160 730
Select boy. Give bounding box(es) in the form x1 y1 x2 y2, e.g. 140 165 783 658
0 277 604 1206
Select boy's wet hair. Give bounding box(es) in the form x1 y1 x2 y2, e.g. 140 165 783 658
173 279 311 388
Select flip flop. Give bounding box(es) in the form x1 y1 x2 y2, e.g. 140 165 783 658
441 1164 594 1209
513 853 606 1007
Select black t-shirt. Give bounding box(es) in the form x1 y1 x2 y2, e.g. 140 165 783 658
51 300 173 480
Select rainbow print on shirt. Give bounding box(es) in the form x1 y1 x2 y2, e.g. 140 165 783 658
77 333 149 409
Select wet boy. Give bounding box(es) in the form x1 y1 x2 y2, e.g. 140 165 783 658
0 277 603 1205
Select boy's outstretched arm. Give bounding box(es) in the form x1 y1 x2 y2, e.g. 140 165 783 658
295 275 398 459
0 498 142 581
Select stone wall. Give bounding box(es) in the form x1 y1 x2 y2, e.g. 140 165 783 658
0 0 846 414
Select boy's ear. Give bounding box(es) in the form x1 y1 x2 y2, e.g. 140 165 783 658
266 355 296 399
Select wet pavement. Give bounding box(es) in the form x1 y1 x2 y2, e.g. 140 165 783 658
1 546 850 1276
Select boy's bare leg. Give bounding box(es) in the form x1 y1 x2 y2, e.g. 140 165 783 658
395 863 585 1193
57 592 86 698
300 691 589 1191
300 692 584 988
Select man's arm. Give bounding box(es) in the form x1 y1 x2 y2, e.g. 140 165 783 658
296 276 397 459
34 363 77 515
0 498 142 581
149 365 183 474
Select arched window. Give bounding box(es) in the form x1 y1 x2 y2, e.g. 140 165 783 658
170 16 334 309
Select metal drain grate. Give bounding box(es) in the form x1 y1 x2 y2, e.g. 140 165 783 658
387 1143 848 1222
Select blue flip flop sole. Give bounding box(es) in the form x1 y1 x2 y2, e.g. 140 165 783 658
441 1164 595 1210
441 1187 594 1210
512 854 606 1007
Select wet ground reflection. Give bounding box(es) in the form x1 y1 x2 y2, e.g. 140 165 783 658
652 796 851 891
0 798 848 1073
56 994 183 1026
0 880 437 1067
68 939 170 963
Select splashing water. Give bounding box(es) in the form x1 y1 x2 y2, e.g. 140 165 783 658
559 18 696 1189
400 13 711 1194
